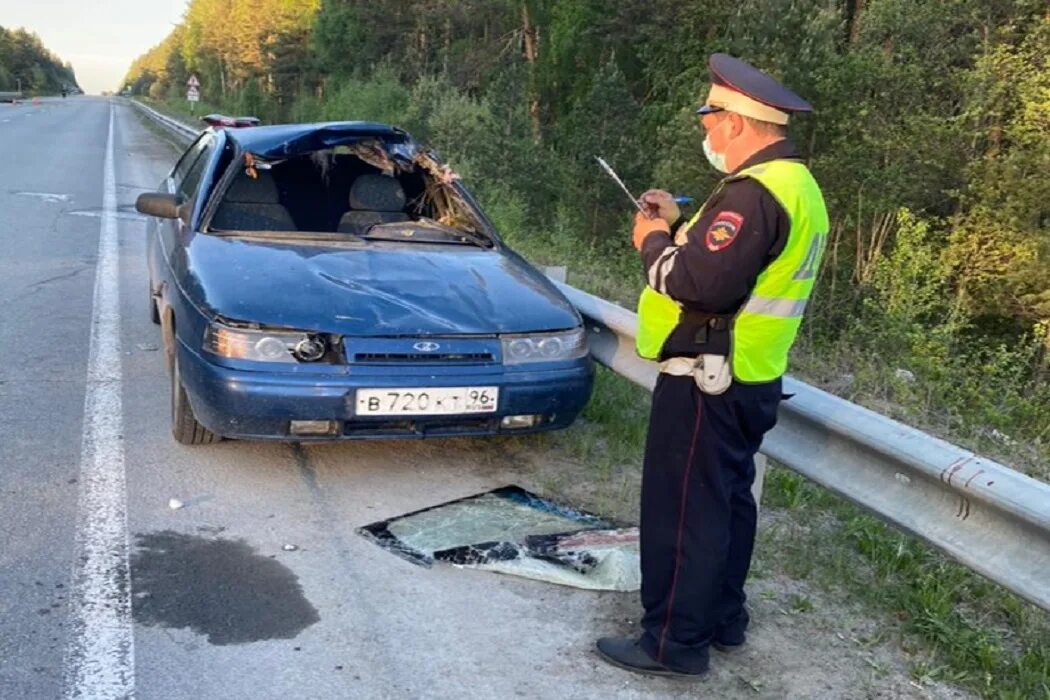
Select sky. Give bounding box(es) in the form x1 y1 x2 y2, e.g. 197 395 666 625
1 0 187 94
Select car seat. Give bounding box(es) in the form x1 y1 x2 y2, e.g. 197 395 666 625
211 171 296 231
337 174 410 233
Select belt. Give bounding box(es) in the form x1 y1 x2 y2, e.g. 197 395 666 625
657 355 732 395
658 357 702 376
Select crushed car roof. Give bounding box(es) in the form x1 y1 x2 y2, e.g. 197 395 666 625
223 121 412 160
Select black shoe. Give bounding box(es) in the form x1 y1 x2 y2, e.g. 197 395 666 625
595 637 706 679
713 638 747 654
714 625 747 653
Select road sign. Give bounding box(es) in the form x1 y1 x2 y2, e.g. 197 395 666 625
187 86 200 103
187 74 200 88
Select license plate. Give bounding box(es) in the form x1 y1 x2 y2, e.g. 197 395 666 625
355 387 499 416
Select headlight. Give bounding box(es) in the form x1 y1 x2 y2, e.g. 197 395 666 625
501 328 588 364
204 325 329 363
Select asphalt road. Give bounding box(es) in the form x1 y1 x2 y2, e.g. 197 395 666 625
0 98 975 700
0 97 663 700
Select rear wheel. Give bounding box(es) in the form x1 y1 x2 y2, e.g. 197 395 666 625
170 349 220 445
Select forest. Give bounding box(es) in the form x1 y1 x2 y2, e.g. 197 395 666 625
124 0 1050 473
0 26 77 94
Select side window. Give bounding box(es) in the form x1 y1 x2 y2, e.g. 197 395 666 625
171 135 208 185
177 140 215 202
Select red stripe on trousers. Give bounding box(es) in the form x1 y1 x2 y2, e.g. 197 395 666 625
656 396 705 664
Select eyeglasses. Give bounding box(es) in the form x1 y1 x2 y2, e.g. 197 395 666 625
695 105 725 116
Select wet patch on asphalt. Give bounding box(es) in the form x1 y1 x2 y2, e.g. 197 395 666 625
130 530 320 645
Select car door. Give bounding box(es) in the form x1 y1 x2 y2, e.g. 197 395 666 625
164 133 214 244
151 134 216 303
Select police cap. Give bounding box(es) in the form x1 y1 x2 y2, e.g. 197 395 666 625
696 53 812 125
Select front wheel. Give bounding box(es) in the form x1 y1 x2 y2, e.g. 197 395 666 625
170 349 220 445
148 281 160 325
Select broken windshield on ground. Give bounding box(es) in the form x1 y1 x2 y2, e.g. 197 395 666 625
358 486 641 591
206 139 490 243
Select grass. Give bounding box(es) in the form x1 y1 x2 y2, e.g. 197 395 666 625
139 93 1049 696
762 467 1050 699
138 95 223 127
492 238 1050 699
498 366 651 523
537 365 1050 698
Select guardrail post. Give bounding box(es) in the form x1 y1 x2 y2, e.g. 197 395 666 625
753 453 768 508
543 266 567 283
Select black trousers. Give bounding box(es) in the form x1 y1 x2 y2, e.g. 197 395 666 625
638 373 782 673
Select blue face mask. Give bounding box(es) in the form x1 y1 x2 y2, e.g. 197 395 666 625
703 136 728 173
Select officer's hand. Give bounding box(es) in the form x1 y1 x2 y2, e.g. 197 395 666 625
632 211 670 250
640 189 680 225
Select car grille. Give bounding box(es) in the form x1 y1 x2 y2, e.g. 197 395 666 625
352 352 493 364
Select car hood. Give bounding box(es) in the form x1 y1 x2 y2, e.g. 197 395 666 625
182 235 580 336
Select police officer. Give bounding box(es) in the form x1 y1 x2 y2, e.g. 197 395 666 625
596 54 829 678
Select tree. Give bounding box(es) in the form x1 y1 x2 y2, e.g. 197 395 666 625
0 26 78 93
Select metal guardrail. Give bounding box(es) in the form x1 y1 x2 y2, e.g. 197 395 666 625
559 281 1050 612
130 99 199 141
133 96 1050 612
0 91 24 102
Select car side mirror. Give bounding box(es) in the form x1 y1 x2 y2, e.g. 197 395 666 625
136 192 180 219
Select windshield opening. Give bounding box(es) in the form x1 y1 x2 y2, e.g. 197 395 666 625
206 140 491 246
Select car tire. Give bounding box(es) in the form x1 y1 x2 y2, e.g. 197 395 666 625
148 281 160 325
170 349 220 445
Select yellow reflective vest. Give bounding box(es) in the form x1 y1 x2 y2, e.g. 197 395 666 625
636 159 829 383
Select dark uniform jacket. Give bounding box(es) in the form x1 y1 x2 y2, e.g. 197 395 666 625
639 139 800 360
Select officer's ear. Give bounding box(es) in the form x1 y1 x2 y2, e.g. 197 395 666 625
727 112 746 139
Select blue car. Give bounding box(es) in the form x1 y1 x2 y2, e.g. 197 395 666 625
135 119 594 444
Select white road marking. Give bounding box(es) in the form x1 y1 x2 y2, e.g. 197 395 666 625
68 210 147 223
63 105 135 699
15 191 72 203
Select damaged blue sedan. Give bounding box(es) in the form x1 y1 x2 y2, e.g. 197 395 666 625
135 118 593 444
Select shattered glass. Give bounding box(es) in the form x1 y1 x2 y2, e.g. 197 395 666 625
358 486 640 591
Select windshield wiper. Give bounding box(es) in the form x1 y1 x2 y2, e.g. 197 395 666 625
413 218 494 246
362 218 492 247
210 229 366 244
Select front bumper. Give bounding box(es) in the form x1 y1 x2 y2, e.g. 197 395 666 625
176 341 595 440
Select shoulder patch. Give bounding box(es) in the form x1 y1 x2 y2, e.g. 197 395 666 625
705 211 744 252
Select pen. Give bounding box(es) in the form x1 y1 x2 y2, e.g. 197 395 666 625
596 156 695 211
